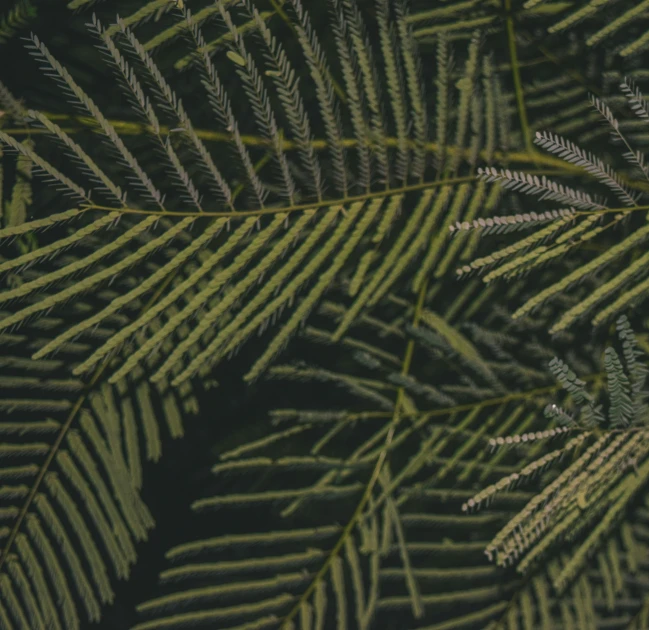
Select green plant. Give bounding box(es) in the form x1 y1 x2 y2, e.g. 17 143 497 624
455 81 649 335
467 316 649 588
1 1 649 629
128 284 649 629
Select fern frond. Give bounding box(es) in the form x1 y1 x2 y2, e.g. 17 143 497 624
129 274 611 629
341 0 390 186
7 2 649 628
463 78 649 334
534 130 640 206
0 262 208 628
478 166 606 210
448 29 482 175
247 0 323 201
331 190 428 340
244 198 382 382
286 0 349 196
588 0 649 53
0 1 514 388
27 110 125 205
417 182 474 285
25 34 163 207
376 0 409 184
395 0 427 181
220 3 297 204
473 316 649 598
592 271 649 329
515 220 649 328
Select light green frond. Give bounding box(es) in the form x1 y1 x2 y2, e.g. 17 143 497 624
472 318 649 604
376 0 409 184
0 373 152 628
0 215 169 332
5 7 648 628
517 221 649 328
245 198 381 381
448 30 482 175
464 76 649 334
0 236 215 627
130 277 604 629
1 1 507 388
125 215 283 384
171 209 339 386
592 272 649 329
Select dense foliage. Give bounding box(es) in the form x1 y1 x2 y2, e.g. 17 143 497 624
1 1 649 628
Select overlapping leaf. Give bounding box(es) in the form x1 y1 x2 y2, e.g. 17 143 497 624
0 0 510 391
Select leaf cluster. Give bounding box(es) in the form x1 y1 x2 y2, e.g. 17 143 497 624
0 1 649 630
